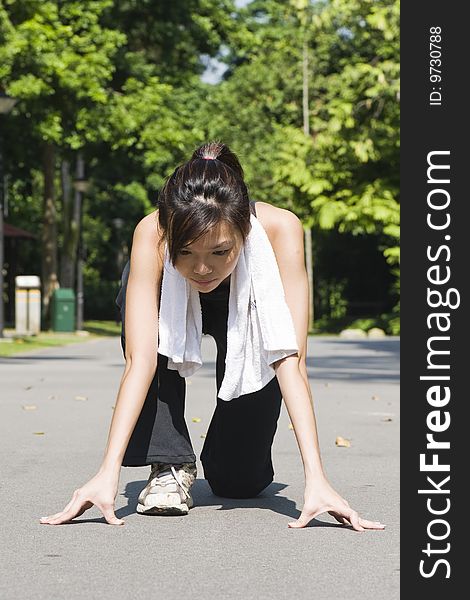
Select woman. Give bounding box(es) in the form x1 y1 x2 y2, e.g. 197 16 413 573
40 141 385 531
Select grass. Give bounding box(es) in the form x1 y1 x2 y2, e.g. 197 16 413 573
0 320 121 357
82 320 121 336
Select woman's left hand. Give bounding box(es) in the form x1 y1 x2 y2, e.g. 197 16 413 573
288 477 386 532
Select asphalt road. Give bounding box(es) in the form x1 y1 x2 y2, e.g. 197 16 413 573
0 334 399 600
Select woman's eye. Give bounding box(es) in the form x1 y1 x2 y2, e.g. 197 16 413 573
178 249 230 256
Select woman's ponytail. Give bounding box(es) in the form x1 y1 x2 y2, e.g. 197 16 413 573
191 140 245 181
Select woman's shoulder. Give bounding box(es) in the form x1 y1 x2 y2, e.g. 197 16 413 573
254 202 303 244
131 209 165 277
135 209 160 234
133 209 164 249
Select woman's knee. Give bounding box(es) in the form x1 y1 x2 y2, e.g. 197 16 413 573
206 476 272 499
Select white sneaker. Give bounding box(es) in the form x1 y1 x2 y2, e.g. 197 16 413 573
136 462 197 516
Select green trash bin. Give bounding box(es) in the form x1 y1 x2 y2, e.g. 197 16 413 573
51 288 76 332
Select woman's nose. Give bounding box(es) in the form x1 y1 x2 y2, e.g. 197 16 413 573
193 261 213 276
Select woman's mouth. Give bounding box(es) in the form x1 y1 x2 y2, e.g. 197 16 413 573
191 278 216 286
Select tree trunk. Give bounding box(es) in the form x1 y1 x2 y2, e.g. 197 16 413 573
59 159 80 288
75 153 85 331
41 142 59 330
302 37 310 137
302 34 315 331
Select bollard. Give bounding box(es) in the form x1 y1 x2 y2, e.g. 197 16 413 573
15 275 41 335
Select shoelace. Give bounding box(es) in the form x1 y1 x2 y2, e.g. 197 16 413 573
170 466 191 501
150 466 191 501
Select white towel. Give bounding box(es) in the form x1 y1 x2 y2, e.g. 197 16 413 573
157 213 299 401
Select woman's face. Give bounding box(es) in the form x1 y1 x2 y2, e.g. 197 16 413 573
174 220 244 292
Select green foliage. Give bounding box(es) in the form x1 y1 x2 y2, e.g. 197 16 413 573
316 278 349 320
1 0 125 145
272 0 399 310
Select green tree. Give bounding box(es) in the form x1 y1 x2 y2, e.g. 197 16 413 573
274 0 400 258
0 0 125 324
1 0 242 324
200 0 399 328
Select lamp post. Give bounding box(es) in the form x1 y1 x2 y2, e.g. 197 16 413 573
72 165 90 332
0 92 17 338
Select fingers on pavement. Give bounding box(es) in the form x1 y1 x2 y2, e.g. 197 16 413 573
40 497 92 525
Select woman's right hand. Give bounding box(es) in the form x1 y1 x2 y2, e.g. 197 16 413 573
39 471 124 526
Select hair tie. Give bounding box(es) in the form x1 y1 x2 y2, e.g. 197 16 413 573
202 155 215 160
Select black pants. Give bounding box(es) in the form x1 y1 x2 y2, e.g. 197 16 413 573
116 262 283 499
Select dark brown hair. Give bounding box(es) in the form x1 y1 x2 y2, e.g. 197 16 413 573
157 141 252 266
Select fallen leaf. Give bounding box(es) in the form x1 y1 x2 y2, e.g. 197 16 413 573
335 436 351 448
369 412 394 417
24 385 33 390
288 423 294 430
371 395 380 400
192 417 202 423
74 395 88 401
381 417 393 422
33 432 45 435
22 405 37 411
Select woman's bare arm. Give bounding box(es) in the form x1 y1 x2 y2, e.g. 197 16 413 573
99 211 163 475
269 208 385 531
267 209 325 478
40 211 163 525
